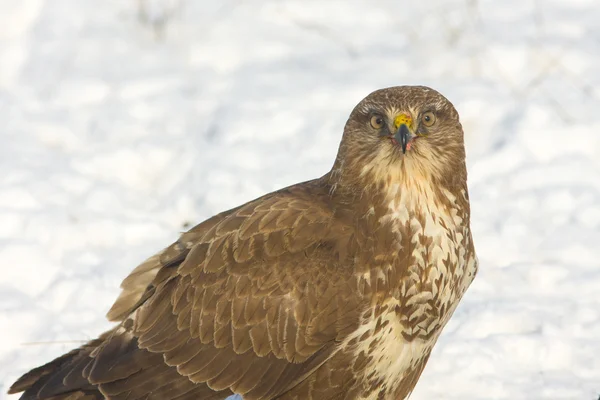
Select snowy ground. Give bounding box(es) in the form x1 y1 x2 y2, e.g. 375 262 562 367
1 0 600 399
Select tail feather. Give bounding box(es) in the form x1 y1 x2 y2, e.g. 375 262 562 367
9 338 104 399
8 326 233 400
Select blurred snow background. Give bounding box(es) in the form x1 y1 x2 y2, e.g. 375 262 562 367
1 0 599 399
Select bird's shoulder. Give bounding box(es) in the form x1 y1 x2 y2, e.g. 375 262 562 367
107 177 357 323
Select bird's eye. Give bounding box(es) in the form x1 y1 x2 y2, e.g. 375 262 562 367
370 114 385 129
421 111 436 127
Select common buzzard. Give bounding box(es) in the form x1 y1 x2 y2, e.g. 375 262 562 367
9 85 477 400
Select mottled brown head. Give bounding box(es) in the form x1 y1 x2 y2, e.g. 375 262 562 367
330 86 467 195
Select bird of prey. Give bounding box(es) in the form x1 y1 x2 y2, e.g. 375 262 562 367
9 86 477 400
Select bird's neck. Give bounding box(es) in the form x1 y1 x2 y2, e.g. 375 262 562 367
326 165 470 227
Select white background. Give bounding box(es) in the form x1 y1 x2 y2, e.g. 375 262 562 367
1 1 599 399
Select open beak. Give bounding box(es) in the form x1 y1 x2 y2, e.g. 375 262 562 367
394 124 413 154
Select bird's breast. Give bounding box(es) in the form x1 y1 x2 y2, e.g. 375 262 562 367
376 186 476 336
347 186 476 398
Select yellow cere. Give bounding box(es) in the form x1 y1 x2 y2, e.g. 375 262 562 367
393 114 412 129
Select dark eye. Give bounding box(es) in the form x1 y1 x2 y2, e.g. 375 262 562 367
370 114 384 129
421 111 436 127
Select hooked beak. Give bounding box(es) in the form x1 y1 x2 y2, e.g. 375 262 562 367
394 124 412 154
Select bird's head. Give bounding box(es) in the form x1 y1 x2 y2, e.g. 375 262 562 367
330 86 467 195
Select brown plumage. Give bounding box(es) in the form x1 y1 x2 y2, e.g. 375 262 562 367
9 85 477 400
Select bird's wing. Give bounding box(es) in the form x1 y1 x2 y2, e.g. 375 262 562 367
106 206 236 322
94 182 363 399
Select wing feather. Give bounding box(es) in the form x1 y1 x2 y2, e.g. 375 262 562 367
12 182 365 400
122 184 361 397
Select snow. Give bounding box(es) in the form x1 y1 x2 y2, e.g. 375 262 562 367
1 0 599 399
